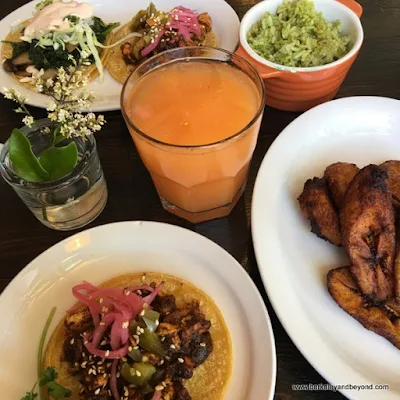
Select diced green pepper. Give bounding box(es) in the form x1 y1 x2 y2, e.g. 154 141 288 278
139 329 165 356
128 347 143 362
120 362 156 386
142 310 160 333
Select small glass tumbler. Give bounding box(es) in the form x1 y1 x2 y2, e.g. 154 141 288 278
0 119 108 231
121 47 265 224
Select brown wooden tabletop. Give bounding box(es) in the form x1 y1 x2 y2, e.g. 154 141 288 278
0 0 398 399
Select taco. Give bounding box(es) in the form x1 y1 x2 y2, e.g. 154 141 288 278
107 3 218 84
43 272 232 400
1 0 119 88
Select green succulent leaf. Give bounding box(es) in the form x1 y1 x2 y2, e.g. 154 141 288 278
9 128 50 182
39 142 78 181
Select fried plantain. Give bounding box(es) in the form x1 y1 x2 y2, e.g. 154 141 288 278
327 266 400 349
324 162 359 209
298 177 342 246
380 160 400 208
340 165 396 301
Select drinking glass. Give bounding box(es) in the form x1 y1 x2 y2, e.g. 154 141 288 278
121 47 265 223
0 119 107 230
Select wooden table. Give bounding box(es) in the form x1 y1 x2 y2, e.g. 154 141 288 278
0 1 398 398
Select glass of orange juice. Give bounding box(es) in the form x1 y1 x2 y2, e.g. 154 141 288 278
121 47 265 223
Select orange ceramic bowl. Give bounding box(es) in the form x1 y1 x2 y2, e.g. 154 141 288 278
236 0 364 111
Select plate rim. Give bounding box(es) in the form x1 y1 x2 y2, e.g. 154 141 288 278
251 96 400 400
0 220 277 399
0 0 240 112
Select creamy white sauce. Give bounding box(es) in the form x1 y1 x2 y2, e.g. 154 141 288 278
24 1 94 38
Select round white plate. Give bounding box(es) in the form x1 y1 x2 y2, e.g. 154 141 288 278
0 221 276 399
252 97 400 400
0 0 240 112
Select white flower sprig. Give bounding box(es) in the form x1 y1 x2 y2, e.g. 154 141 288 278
3 55 105 140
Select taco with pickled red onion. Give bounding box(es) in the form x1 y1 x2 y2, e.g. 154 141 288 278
106 3 217 84
1 0 119 88
43 272 232 400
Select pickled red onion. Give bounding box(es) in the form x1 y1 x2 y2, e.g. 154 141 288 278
110 359 120 400
72 280 163 400
151 390 162 400
141 29 165 57
84 341 129 359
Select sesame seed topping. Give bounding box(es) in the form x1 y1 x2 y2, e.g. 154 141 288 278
95 388 100 395
103 373 107 378
133 335 139 341
134 346 139 350
81 361 87 368
105 350 110 357
155 320 160 326
200 342 206 347
178 357 184 363
70 338 75 345
137 290 142 295
140 310 145 316
142 356 149 363
139 327 145 334
130 368 136 376
74 362 79 367
116 372 121 378
99 298 103 303
100 340 107 346
128 346 133 352
82 352 86 357
122 321 129 329
124 386 129 397
161 336 166 342
136 370 142 377
155 385 164 391
162 381 167 387
84 340 88 345
99 322 105 326
170 344 176 349
141 274 146 282
158 359 164 366
125 290 131 296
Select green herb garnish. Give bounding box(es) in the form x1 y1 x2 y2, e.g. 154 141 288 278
20 307 71 400
91 16 119 44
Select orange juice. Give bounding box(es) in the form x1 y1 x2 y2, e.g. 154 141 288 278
124 57 264 223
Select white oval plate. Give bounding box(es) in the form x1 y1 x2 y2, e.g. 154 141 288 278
252 97 400 400
0 221 276 399
0 0 240 111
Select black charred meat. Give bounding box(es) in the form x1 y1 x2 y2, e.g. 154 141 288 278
62 286 213 400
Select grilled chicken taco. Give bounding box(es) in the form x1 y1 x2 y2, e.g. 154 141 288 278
43 272 232 400
2 0 119 86
107 3 217 84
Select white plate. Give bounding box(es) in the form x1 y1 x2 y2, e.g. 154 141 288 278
0 221 276 399
252 97 400 400
0 0 240 112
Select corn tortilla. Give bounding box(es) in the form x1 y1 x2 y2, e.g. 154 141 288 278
1 19 113 90
106 23 218 84
43 272 232 400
